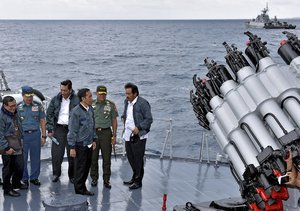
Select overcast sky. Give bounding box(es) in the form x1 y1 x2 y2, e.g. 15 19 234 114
0 0 298 20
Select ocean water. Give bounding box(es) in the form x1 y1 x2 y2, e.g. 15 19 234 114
0 19 300 159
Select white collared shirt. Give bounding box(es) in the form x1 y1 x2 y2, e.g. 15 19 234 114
57 97 70 125
123 97 148 141
80 102 89 111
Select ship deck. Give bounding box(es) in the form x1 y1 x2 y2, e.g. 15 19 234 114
1 145 300 211
0 154 243 211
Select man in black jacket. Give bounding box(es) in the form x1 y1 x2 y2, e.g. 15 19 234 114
121 83 153 190
0 96 26 196
46 80 79 183
68 88 96 196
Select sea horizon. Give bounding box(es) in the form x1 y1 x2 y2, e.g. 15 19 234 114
0 19 299 159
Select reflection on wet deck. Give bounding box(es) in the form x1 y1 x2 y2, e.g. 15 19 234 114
0 156 241 211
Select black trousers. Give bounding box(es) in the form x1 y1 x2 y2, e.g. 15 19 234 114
2 154 24 192
74 145 93 193
51 125 74 179
125 139 146 184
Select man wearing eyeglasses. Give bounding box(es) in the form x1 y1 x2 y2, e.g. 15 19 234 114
17 86 46 187
0 96 25 197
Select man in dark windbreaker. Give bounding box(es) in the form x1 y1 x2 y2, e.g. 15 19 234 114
0 96 27 196
121 83 153 190
46 80 79 183
68 88 96 196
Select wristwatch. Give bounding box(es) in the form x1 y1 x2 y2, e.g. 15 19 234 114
42 135 47 139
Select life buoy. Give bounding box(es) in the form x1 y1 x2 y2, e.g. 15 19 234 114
32 89 46 101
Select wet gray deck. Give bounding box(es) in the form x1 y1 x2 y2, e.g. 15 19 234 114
0 155 241 211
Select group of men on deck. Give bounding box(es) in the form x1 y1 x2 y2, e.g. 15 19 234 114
0 80 153 197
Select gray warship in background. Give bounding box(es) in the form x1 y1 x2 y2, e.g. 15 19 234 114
246 4 296 29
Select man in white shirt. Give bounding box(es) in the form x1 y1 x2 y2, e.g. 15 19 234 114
46 80 79 183
122 83 153 189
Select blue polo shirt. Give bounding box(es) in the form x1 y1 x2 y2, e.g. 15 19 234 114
17 101 45 131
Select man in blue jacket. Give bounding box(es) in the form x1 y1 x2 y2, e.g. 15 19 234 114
46 80 79 183
0 96 26 196
68 88 96 195
122 83 153 190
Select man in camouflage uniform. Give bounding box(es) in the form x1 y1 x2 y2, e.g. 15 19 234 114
90 85 118 189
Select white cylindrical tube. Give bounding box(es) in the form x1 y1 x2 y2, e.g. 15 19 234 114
221 80 279 150
237 66 295 139
209 97 260 167
207 112 245 179
258 100 295 138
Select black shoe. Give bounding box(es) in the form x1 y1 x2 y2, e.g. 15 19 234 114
76 190 94 196
129 182 142 190
20 183 28 189
104 181 111 189
52 175 59 183
123 179 134 185
70 178 74 184
91 179 97 187
4 190 20 197
83 190 94 196
30 179 41 186
13 183 28 190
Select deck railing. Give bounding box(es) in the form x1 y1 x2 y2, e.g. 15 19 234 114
120 118 173 159
199 132 229 165
119 118 229 165
39 117 229 165
159 118 173 159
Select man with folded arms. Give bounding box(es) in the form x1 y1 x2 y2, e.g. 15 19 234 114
0 96 26 197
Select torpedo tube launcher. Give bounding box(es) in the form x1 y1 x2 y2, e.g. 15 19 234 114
191 32 300 211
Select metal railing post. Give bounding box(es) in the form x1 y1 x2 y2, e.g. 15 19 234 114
160 118 173 159
200 132 211 163
160 130 170 159
169 119 173 159
200 132 205 162
205 134 210 163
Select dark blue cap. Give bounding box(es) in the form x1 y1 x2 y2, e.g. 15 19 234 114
21 86 34 96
